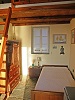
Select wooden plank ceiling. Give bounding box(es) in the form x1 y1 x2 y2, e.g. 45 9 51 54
1 0 75 26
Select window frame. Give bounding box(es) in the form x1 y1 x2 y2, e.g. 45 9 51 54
31 26 50 54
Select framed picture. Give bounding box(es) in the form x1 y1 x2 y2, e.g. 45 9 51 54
71 28 75 44
53 34 66 44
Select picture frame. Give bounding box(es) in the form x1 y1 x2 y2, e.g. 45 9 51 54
53 34 66 44
71 28 75 44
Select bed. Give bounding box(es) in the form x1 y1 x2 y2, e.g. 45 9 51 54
31 65 75 100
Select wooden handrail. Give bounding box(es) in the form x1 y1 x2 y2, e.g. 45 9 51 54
4 7 12 37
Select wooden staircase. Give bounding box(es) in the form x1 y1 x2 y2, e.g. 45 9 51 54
0 7 12 98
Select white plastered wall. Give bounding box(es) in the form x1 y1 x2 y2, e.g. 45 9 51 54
10 24 71 75
69 18 75 77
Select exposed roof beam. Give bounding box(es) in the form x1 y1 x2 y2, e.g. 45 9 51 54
12 3 75 12
11 17 71 23
9 1 75 25
12 21 70 26
11 8 75 18
14 0 75 8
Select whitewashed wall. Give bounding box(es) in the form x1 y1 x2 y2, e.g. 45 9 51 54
69 18 75 77
13 24 70 69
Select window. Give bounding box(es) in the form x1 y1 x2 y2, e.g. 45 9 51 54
31 26 50 54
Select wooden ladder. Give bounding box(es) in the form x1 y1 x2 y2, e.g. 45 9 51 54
0 7 12 98
0 7 12 70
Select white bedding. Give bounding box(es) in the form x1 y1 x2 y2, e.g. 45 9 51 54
35 67 75 92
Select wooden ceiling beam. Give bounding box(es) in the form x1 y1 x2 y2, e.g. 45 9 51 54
11 16 71 21
11 0 75 5
11 8 75 18
12 3 75 13
12 21 70 26
10 17 71 25
11 14 75 20
11 18 71 24
11 1 75 25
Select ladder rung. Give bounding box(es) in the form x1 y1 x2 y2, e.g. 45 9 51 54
0 30 4 34
0 77 6 80
0 9 8 17
3 61 6 63
0 69 6 72
0 40 2 43
4 52 6 54
0 85 6 88
0 14 7 17
0 22 5 25
0 90 5 94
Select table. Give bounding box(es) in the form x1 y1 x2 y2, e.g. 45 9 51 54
28 66 42 78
